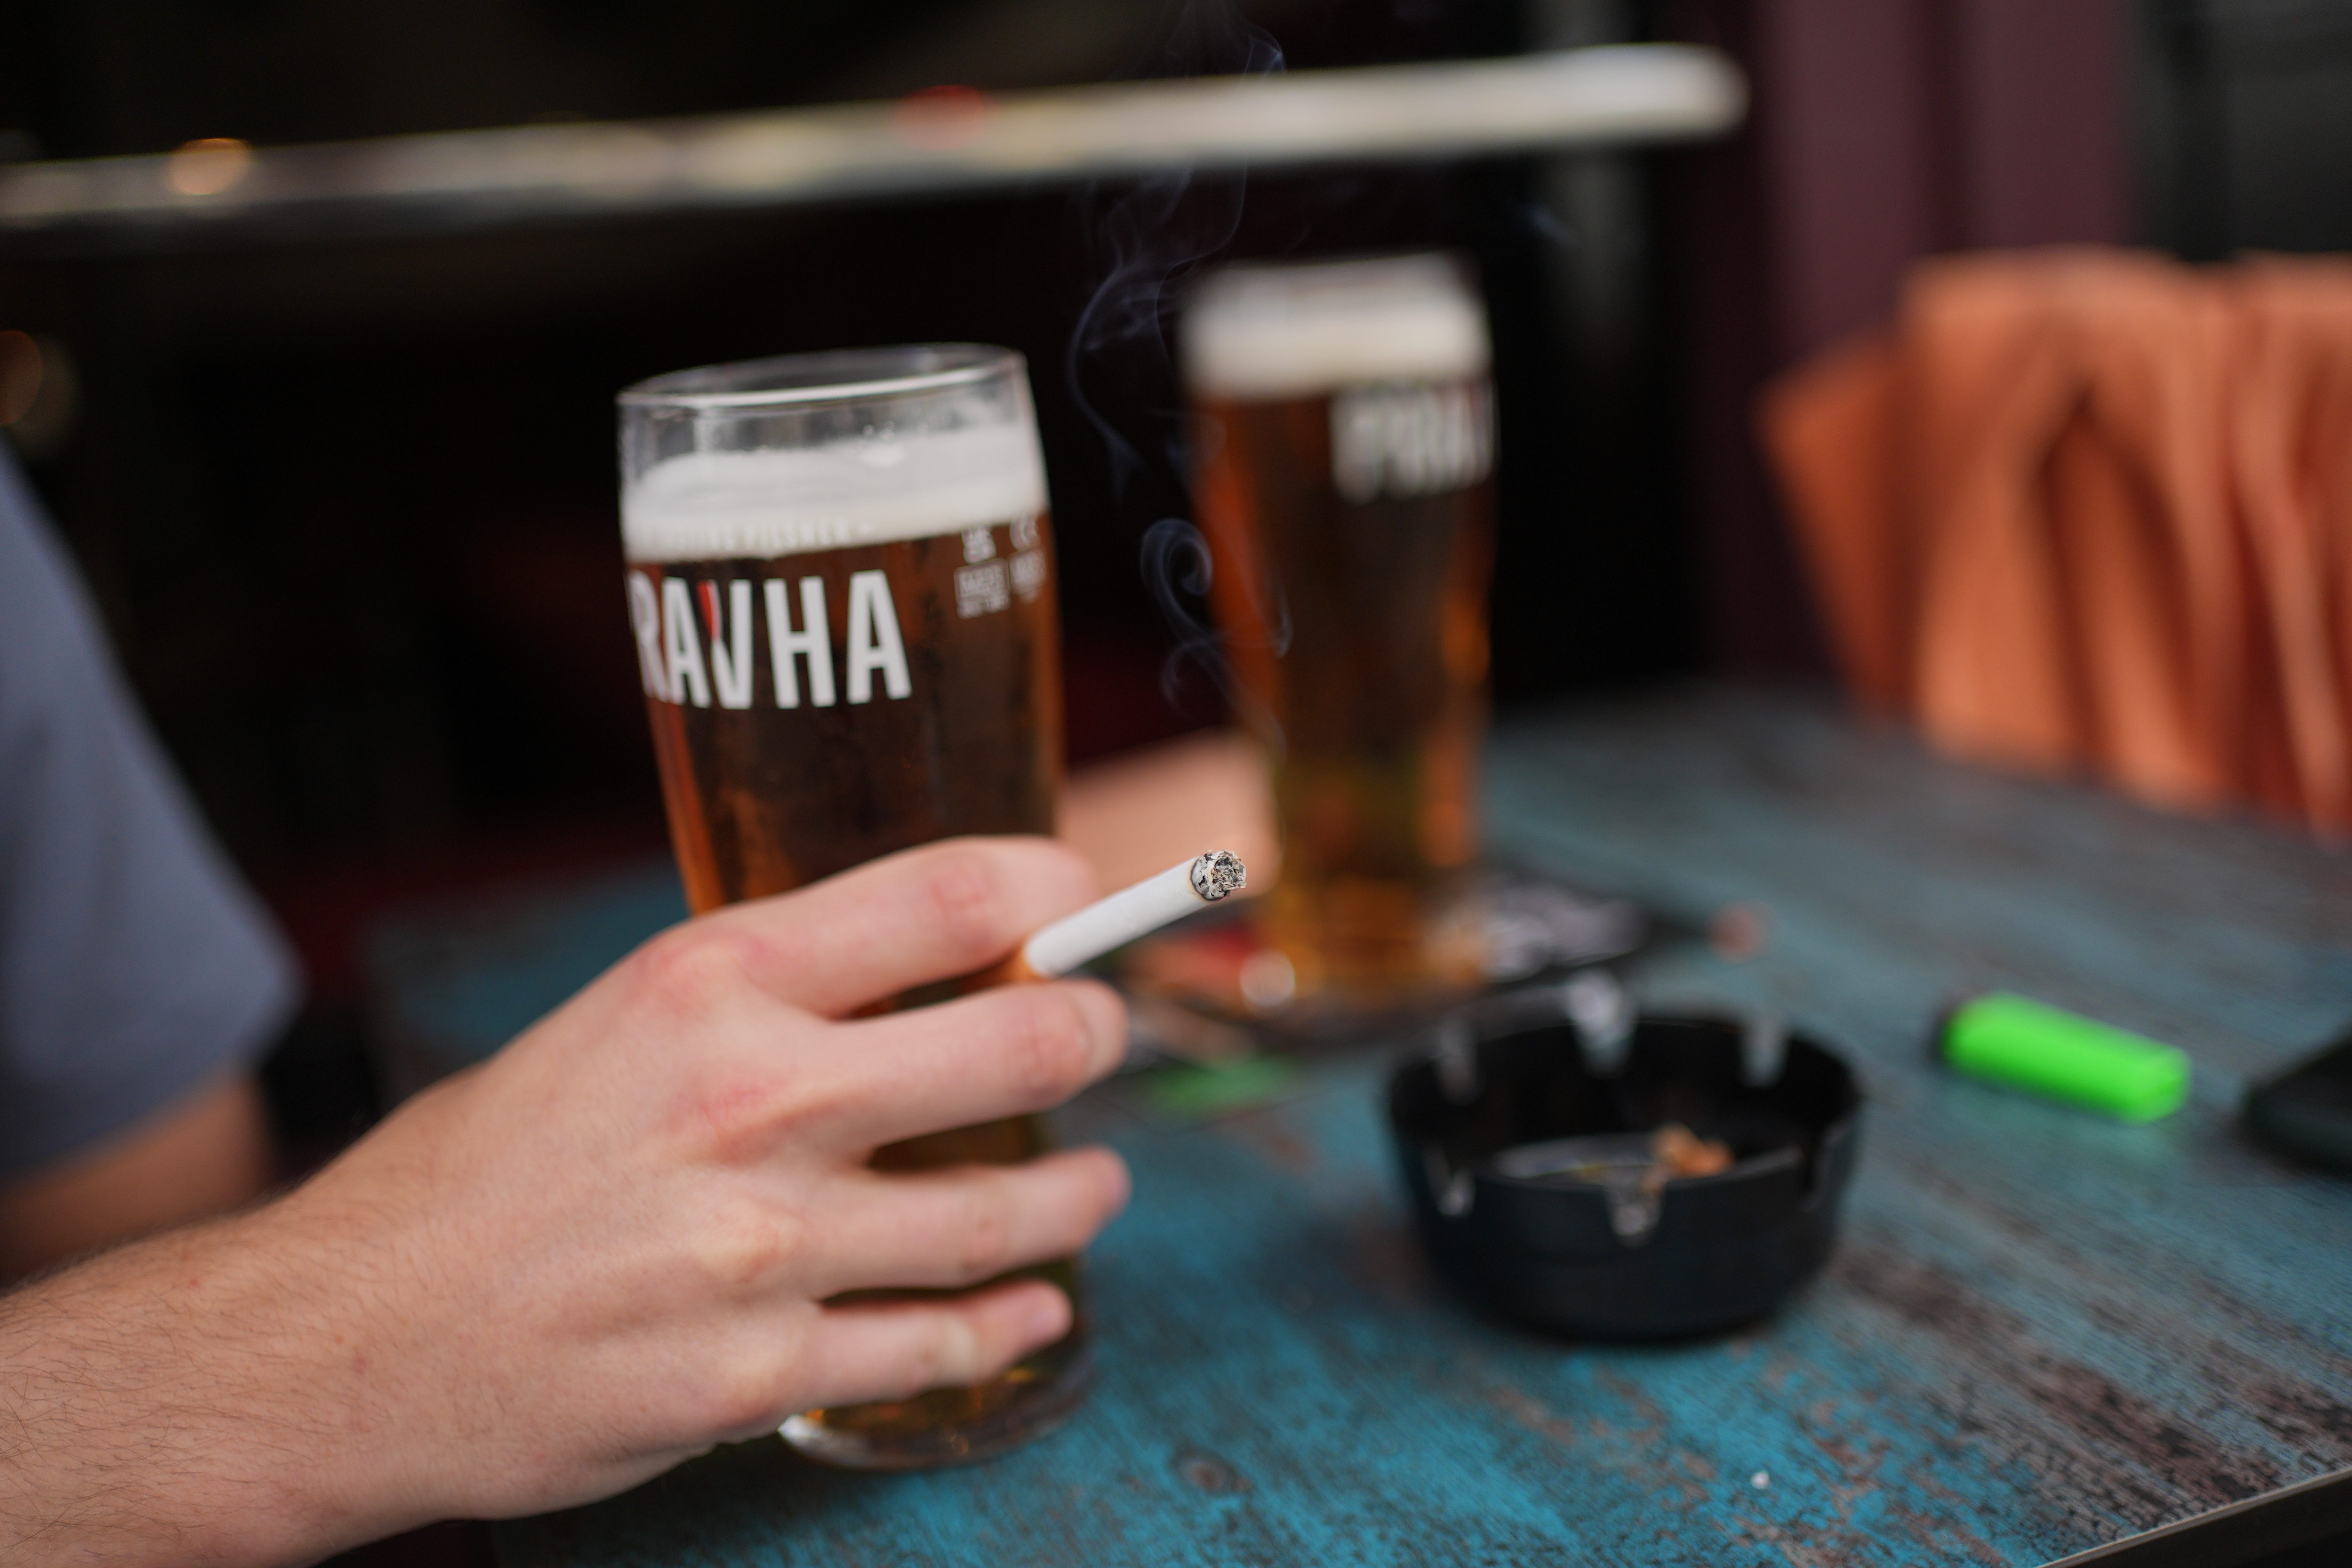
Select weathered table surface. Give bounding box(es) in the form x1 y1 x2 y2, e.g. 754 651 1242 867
491 688 2352 1567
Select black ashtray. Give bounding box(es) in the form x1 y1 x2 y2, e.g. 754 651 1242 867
1388 1004 1863 1339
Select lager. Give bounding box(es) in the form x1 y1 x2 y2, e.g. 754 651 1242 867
618 347 1080 1469
621 436 1062 907
1183 256 1496 998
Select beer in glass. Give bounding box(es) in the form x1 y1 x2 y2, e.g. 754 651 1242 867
1182 255 1496 998
617 345 1079 1468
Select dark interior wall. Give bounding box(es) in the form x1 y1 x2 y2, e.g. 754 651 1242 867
10 0 1697 915
9 0 980 157
2138 0 2352 259
1657 0 2131 675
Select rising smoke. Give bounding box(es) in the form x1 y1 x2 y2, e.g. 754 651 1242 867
1064 0 1288 723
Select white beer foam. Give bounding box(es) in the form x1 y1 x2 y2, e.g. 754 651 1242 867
623 423 1048 562
1184 254 1491 402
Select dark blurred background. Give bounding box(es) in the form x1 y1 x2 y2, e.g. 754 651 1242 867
2 0 2347 1149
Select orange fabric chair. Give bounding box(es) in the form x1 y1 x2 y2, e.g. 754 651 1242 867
1763 249 2352 834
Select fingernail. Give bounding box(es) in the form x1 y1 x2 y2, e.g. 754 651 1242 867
1027 1289 1073 1344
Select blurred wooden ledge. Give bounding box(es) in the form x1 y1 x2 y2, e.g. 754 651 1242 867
0 47 1744 254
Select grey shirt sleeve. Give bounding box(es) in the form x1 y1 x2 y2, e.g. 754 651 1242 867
0 441 299 1178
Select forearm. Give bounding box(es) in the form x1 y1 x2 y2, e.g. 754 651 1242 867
0 1074 275 1281
0 840 1136 1562
0 1208 383 1567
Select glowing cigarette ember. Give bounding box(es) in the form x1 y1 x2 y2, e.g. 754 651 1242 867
993 851 1245 984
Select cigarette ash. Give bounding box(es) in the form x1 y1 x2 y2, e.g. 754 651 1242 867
1189 848 1247 900
1491 1124 1736 1244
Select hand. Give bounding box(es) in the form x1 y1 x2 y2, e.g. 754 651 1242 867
0 837 1131 1566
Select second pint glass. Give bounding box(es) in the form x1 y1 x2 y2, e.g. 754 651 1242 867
1183 255 1497 999
617 346 1080 1468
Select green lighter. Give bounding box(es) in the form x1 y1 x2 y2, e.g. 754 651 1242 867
1938 992 2190 1123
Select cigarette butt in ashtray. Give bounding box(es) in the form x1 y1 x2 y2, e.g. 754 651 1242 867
1936 993 2190 1123
981 851 1247 987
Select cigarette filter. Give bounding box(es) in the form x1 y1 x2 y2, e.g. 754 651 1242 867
1938 993 2189 1123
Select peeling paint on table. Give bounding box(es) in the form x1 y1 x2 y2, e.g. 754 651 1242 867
495 689 2352 1567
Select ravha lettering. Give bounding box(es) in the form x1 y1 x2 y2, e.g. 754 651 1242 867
626 568 912 710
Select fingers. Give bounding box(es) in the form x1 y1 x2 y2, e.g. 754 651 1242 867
802 1147 1130 1298
789 1280 1075 1414
702 838 1099 1016
793 979 1128 1154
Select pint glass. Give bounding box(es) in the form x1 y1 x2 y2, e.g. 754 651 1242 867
1183 255 1496 999
617 345 1080 1468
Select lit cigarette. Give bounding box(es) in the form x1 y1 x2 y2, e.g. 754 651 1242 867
990 851 1246 984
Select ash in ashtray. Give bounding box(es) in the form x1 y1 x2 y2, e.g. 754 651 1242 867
1492 1123 1737 1242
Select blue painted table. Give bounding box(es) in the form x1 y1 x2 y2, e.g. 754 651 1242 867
475 690 2352 1567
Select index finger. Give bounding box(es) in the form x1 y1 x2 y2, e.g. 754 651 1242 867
697 837 1098 1016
